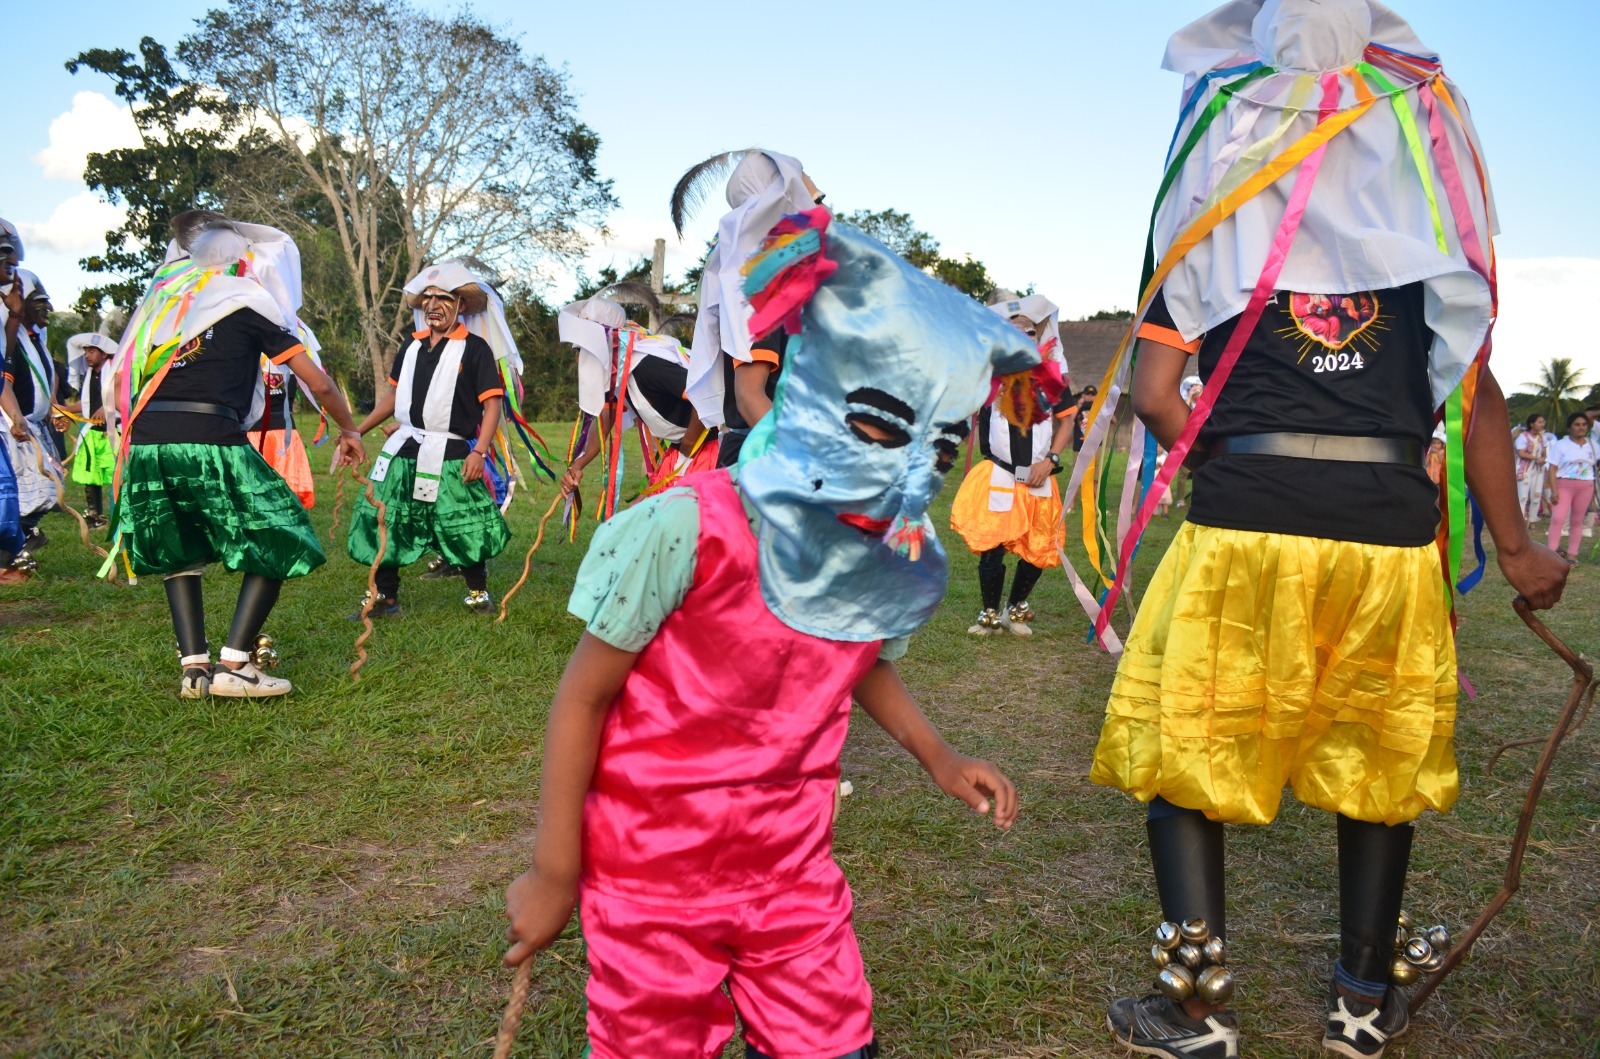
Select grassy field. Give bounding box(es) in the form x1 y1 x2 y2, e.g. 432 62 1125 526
2 423 1596 1057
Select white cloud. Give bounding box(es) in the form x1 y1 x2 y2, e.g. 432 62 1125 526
1490 258 1600 395
17 192 126 258
33 91 142 181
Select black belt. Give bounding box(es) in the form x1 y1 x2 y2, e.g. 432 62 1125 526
1211 432 1422 465
143 400 240 422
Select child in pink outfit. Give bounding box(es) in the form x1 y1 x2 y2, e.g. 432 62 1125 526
503 192 1039 1059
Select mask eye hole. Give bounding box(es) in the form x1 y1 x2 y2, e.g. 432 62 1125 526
847 412 911 448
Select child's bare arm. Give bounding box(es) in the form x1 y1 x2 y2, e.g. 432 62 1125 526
853 659 1017 830
504 633 638 965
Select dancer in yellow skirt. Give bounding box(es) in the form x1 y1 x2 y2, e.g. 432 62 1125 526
950 292 1072 636
1091 4 1570 1058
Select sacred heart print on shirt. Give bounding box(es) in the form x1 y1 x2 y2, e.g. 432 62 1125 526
1284 291 1382 357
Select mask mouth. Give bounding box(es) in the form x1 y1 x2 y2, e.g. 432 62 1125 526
837 511 893 537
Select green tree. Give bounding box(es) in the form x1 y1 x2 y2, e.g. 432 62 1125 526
1526 357 1587 426
65 38 246 313
931 256 995 300
181 0 618 393
836 208 942 269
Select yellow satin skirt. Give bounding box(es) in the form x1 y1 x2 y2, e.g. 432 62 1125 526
950 460 1064 568
1089 523 1458 826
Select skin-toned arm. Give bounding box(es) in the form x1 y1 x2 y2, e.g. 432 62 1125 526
1024 415 1075 488
1130 340 1193 451
733 361 775 426
853 660 1017 829
0 383 26 440
283 351 365 469
504 633 638 965
356 385 398 437
1467 370 1568 609
561 405 613 496
463 396 501 483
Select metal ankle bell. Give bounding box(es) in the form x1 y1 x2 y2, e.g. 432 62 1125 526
1149 918 1231 1005
250 634 279 670
1391 912 1453 986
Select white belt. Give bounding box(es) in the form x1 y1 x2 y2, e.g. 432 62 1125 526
371 423 466 503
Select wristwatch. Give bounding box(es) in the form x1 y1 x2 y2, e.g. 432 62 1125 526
1047 452 1061 467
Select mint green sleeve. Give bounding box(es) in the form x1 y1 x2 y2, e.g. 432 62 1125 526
567 490 700 652
877 636 910 662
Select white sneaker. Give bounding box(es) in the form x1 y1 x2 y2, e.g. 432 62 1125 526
211 662 293 698
179 666 211 699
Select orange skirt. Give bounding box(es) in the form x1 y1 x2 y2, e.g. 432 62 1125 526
949 460 1063 568
248 428 315 510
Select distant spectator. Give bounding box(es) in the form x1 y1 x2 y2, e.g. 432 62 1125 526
1071 385 1099 452
1513 413 1549 525
1546 411 1597 563
1425 436 1446 485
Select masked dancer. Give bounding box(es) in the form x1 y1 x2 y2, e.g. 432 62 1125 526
678 150 822 469
346 261 512 617
66 332 116 528
1080 4 1570 1057
950 292 1073 636
112 211 364 698
503 204 1035 1059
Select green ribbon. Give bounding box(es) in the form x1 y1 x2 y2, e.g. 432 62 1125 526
1443 385 1467 593
1356 63 1448 254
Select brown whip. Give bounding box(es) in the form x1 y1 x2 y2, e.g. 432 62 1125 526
495 491 565 624
327 466 348 546
348 464 389 681
1409 596 1596 1015
491 956 534 1059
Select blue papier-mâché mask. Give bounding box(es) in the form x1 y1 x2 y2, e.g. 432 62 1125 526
738 216 1040 642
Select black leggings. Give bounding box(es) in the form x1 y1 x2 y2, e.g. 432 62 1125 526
376 560 487 600
165 572 284 661
1144 797 1412 984
977 547 1042 612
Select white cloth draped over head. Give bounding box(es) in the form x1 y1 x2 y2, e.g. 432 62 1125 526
561 296 692 430
116 218 306 434
404 260 522 375
0 216 23 261
560 296 626 418
685 151 814 427
1153 0 1496 407
987 292 1067 371
66 332 115 391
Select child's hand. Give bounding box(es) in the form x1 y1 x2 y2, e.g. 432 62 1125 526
931 752 1018 830
503 866 578 966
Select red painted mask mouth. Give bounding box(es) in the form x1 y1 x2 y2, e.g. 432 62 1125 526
837 511 892 536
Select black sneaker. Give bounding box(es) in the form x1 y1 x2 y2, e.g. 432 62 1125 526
1323 981 1409 1058
22 529 47 552
1109 994 1239 1058
347 594 402 621
420 556 462 580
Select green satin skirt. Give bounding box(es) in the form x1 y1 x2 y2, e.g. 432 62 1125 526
119 442 327 579
346 456 510 569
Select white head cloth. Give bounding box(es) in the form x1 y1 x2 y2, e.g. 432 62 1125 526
0 216 23 261
559 297 627 417
66 332 115 390
404 260 521 379
685 151 813 426
116 219 304 434
987 292 1066 370
1154 0 1496 406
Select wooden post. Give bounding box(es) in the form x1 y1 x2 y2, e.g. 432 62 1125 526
649 239 666 331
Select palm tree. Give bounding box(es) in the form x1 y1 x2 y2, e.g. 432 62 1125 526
1526 357 1587 426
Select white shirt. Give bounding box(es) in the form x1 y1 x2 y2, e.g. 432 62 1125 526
1549 436 1598 481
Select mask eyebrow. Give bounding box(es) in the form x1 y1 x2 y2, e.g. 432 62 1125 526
935 419 970 440
845 387 916 426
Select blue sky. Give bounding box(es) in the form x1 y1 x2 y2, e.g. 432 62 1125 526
12 0 1599 388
